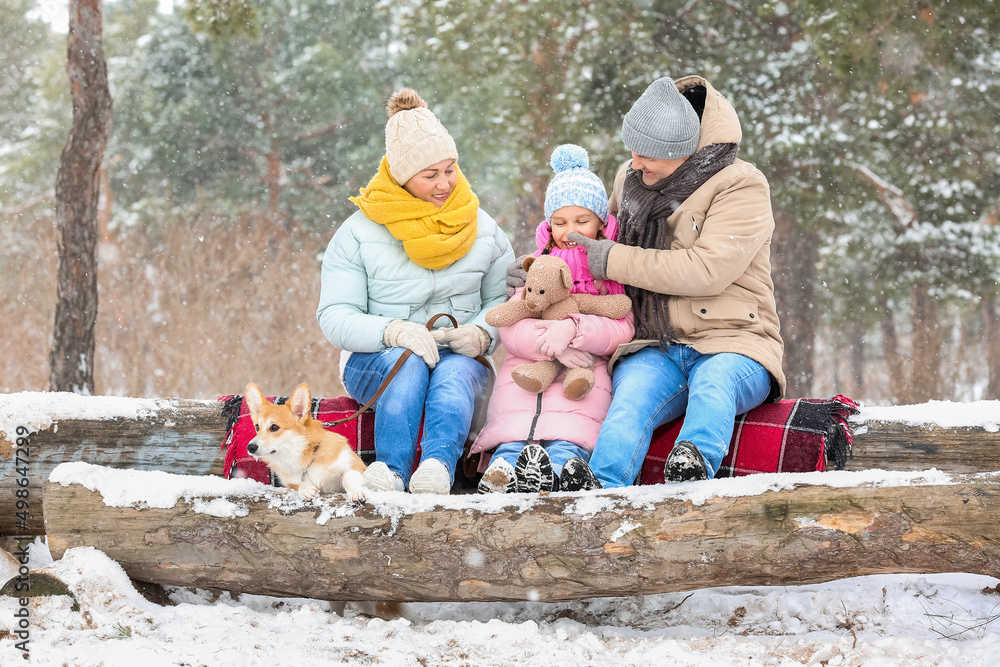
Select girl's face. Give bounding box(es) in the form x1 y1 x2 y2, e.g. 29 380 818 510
550 206 604 250
403 158 458 207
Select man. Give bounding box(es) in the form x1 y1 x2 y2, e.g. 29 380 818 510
556 75 786 489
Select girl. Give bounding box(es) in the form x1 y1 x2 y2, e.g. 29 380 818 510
317 88 514 495
470 144 635 494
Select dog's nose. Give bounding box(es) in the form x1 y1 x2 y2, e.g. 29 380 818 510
247 440 258 455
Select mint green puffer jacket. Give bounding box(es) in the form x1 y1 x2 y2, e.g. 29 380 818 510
317 208 514 354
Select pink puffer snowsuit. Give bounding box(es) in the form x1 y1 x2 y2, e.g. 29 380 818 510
470 217 635 470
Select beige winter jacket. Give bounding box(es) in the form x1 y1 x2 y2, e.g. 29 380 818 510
607 75 786 400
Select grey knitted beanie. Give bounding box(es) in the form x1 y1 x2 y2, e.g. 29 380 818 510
621 77 701 159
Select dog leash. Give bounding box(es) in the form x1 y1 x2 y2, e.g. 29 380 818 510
323 313 495 429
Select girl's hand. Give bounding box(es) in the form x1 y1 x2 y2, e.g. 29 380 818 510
556 348 593 369
533 319 577 357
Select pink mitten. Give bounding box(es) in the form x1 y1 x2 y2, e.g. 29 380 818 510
556 348 593 369
533 319 577 357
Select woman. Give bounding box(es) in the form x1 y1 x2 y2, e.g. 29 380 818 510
317 88 514 494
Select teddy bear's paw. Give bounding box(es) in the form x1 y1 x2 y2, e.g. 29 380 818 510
562 367 595 400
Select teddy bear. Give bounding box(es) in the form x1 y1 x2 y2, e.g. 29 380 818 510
485 255 632 400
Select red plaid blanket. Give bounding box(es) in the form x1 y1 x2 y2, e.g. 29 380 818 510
639 394 859 484
220 393 858 486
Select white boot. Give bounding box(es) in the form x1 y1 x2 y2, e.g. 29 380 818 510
478 458 515 494
408 458 451 495
362 461 404 492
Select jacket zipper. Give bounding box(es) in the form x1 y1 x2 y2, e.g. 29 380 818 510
526 393 543 444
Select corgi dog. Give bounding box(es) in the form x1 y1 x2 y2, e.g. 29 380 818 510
244 382 367 502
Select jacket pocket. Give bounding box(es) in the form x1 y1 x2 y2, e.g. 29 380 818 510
689 296 763 333
448 291 481 321
367 299 411 319
671 211 707 249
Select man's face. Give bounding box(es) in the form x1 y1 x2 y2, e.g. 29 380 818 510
630 152 689 186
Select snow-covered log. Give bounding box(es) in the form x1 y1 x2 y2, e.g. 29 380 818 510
5 393 1000 534
0 394 225 534
42 463 1000 603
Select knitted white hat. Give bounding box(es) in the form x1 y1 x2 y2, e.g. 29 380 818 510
543 144 609 222
384 88 458 185
622 77 701 159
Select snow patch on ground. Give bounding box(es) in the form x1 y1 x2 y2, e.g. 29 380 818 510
1 540 997 666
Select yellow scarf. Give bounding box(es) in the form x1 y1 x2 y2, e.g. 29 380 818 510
350 156 480 270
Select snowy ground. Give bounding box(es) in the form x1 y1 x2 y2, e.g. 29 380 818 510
2 539 998 666
1 397 999 666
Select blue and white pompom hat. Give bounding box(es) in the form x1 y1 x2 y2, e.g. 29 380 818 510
543 144 610 223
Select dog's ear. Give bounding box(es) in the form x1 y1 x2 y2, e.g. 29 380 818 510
289 383 312 423
245 383 266 420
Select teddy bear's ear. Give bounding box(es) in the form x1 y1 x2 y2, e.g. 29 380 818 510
522 255 536 271
560 263 573 290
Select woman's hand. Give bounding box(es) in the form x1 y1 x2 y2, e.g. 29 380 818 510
533 319 578 357
383 320 439 367
431 325 491 357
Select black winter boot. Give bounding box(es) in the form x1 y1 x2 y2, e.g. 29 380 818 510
559 457 601 492
664 441 710 482
514 444 553 493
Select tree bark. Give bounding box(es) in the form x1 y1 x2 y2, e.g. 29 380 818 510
909 284 943 403
6 395 1000 535
49 0 113 395
43 472 1000 602
878 292 905 401
983 296 1000 399
771 205 817 397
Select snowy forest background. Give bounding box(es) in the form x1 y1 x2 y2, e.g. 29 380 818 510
3 0 1000 405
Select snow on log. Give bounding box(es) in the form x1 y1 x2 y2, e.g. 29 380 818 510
43 462 1000 603
4 392 1000 534
1 393 225 534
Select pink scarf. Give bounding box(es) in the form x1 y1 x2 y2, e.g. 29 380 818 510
533 215 625 296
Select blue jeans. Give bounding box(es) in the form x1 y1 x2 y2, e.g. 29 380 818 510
489 440 591 478
343 348 489 487
589 345 772 487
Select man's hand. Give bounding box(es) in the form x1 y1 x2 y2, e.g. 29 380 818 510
505 254 530 298
567 233 616 280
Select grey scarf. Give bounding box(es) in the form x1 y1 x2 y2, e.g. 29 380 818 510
618 142 739 342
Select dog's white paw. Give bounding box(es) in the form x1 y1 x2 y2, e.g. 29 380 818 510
346 487 367 503
298 483 320 501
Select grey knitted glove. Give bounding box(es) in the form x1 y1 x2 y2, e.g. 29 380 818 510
505 254 530 298
431 325 491 357
383 320 439 368
566 232 616 280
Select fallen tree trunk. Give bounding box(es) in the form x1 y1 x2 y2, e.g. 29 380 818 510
4 393 1000 534
1 396 225 534
844 421 1000 472
43 470 1000 603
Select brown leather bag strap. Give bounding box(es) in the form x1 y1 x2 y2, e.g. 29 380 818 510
323 314 494 428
